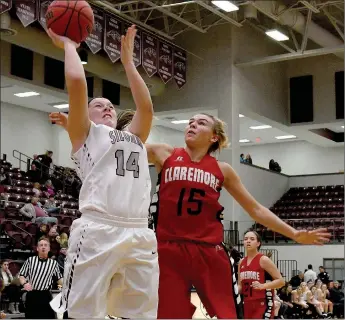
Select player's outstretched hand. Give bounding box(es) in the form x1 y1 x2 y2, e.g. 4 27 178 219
49 112 68 129
47 28 79 50
294 228 331 245
121 25 136 66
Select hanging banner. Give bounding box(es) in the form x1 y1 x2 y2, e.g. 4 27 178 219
85 6 104 54
158 41 173 84
123 23 142 68
104 14 122 63
173 48 187 89
15 0 38 27
0 0 12 15
142 32 158 78
38 0 53 29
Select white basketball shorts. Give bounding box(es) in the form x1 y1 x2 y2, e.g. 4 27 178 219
52 213 159 318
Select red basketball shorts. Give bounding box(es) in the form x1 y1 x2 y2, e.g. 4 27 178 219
157 241 241 319
244 299 275 319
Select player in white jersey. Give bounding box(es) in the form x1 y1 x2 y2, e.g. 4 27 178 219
46 25 158 318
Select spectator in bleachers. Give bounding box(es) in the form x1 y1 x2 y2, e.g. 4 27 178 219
19 197 58 225
44 180 55 197
318 266 330 285
0 168 10 185
0 260 21 314
245 154 252 164
307 286 324 317
304 264 317 284
43 195 60 214
269 159 282 173
240 154 245 163
56 246 67 275
32 183 42 197
27 164 41 183
278 284 294 317
36 223 49 240
289 271 304 288
37 151 53 182
56 232 68 249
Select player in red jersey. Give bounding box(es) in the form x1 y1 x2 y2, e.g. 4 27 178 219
146 113 330 319
239 230 285 319
50 111 330 319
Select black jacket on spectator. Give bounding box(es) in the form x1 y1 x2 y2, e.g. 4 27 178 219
330 287 344 303
317 271 330 284
279 292 292 303
289 275 302 288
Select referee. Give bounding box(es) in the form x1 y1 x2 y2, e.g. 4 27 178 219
19 237 63 319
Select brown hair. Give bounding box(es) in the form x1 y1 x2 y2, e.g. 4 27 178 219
200 113 229 154
38 237 50 245
244 229 262 250
116 109 135 131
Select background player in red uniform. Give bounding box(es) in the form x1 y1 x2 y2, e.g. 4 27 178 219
239 230 285 319
146 113 330 319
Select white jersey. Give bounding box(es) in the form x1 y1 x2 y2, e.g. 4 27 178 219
72 122 151 225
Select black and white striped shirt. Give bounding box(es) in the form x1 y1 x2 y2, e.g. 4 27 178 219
19 256 62 291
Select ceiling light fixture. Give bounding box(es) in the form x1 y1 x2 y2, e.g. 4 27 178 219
171 120 189 124
53 104 69 109
239 114 244 118
211 1 239 12
341 126 344 129
250 125 272 130
239 139 250 143
275 135 296 140
14 91 40 97
265 29 289 42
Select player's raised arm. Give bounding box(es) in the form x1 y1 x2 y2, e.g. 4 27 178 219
121 25 153 143
219 162 331 245
47 29 90 153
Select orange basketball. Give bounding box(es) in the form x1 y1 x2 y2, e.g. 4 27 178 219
46 0 94 44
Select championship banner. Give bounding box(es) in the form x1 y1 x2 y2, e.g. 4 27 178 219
85 6 104 54
158 41 173 84
15 0 38 27
104 14 122 63
123 23 142 68
141 32 158 78
38 0 53 29
0 0 12 15
173 48 187 89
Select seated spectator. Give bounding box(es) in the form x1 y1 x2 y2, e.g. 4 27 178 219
32 183 42 197
36 223 49 240
44 180 55 197
57 246 67 274
269 159 282 173
279 284 294 317
19 197 58 225
240 154 245 163
56 232 68 248
37 151 53 181
290 271 304 289
43 195 60 214
329 281 344 318
245 154 252 164
318 266 330 285
307 286 324 317
0 168 11 185
0 260 21 314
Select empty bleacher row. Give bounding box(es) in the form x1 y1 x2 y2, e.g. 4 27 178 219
255 185 344 243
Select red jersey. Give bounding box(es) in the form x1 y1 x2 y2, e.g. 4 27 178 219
151 148 225 244
240 253 274 301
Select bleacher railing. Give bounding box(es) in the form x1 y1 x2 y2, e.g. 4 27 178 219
278 259 298 282
12 150 79 192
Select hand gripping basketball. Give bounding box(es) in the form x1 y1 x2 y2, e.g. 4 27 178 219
47 28 79 50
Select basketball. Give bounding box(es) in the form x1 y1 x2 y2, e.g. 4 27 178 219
46 0 94 44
